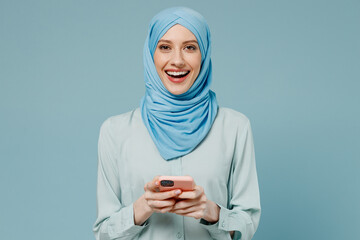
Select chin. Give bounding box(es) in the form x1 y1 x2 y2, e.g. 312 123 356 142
168 89 187 95
161 80 188 95
166 85 190 95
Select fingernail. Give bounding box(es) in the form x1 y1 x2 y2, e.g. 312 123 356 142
175 190 181 195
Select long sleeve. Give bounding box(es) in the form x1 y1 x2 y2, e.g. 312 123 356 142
93 108 260 239
93 119 147 240
201 120 261 240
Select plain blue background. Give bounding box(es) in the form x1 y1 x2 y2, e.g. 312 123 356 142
1 0 359 239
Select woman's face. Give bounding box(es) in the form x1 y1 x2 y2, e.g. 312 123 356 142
154 24 202 95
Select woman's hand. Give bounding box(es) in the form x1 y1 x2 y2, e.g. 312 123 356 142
143 176 183 213
169 185 220 223
133 176 182 225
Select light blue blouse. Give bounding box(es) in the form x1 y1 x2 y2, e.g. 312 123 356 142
93 107 261 240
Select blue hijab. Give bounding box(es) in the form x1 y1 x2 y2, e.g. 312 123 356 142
140 7 218 160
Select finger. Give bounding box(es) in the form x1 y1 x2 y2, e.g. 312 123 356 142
147 199 176 209
144 176 161 192
177 186 203 199
172 210 204 220
172 199 198 210
153 206 174 214
171 204 203 214
176 191 196 199
145 189 182 200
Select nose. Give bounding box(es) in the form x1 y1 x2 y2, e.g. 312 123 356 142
171 49 185 68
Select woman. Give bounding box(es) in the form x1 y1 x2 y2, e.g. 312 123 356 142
93 7 260 240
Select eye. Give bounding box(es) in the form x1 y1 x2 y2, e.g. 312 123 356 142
185 45 197 51
158 45 171 50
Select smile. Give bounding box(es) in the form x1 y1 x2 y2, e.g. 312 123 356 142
165 71 190 78
164 70 191 84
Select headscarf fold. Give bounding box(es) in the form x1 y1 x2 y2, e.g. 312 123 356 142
140 7 218 160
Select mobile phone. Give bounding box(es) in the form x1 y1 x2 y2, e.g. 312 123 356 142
158 176 195 192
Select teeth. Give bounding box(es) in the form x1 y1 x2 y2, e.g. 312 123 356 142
166 71 189 76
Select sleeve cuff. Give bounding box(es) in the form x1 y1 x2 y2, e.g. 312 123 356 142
218 204 253 240
200 220 231 239
107 203 148 239
200 204 253 240
199 204 231 239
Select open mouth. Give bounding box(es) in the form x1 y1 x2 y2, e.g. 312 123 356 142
165 71 190 78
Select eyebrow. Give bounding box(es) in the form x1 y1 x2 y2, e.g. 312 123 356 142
158 39 198 45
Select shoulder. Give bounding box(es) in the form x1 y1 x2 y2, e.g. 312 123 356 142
216 107 250 129
99 108 141 137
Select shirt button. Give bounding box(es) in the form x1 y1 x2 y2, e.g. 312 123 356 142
222 221 225 227
176 232 182 239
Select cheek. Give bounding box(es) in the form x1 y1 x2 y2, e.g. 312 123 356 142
154 57 168 73
153 51 164 70
191 56 202 75
191 52 201 67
